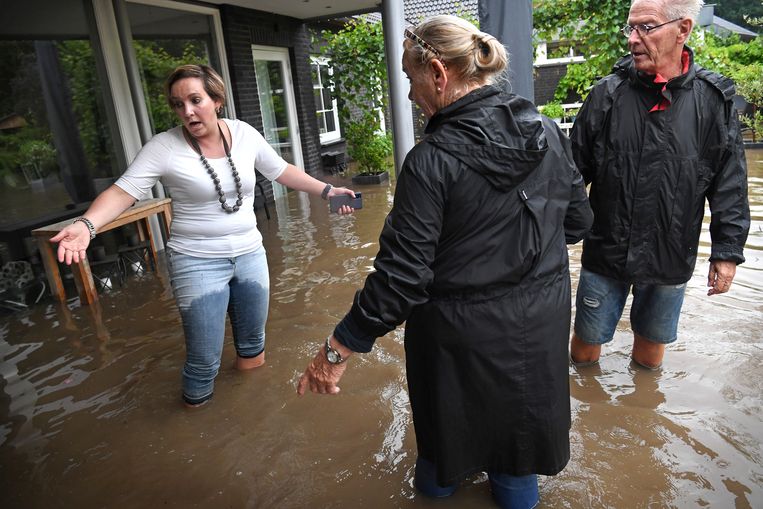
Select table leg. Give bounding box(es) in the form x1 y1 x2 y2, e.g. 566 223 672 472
35 236 66 302
143 218 158 272
71 256 99 305
159 206 172 238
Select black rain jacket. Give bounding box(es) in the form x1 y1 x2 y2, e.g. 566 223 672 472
571 47 750 284
334 86 593 483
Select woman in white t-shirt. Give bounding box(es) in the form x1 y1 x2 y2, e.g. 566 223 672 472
51 64 355 407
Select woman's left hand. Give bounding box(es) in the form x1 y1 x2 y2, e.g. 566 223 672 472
297 337 352 395
328 186 356 215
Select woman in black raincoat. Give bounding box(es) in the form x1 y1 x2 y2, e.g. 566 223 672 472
298 15 592 508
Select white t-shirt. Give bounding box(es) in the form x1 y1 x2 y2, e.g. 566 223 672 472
115 119 287 257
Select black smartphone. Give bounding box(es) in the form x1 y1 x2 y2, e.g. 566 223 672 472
329 193 362 213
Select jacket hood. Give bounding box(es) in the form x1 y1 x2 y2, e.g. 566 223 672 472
425 85 548 192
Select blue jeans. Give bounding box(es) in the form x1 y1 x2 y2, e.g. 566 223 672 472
167 247 270 404
414 457 539 509
574 268 687 345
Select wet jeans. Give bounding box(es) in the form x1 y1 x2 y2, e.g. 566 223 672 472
167 247 270 405
574 268 687 345
414 457 539 509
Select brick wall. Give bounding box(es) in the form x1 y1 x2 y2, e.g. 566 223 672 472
534 62 583 106
219 6 323 206
534 64 567 106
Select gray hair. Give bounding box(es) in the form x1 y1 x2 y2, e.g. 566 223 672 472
632 0 705 23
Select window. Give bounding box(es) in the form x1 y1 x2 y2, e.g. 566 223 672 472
311 57 341 144
1 0 120 257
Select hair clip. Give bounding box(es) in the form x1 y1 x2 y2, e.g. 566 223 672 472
404 27 441 58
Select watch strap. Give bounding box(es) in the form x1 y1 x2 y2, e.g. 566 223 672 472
321 183 333 200
325 335 346 364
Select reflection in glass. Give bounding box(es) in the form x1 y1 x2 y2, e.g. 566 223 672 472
0 29 118 261
255 59 294 165
126 2 216 136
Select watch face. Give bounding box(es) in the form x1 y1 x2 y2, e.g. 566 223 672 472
327 349 340 364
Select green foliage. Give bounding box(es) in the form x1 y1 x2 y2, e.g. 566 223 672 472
692 32 763 138
316 18 392 174
691 32 763 77
133 40 207 134
538 101 565 119
18 139 56 179
536 1 763 105
318 18 388 122
714 0 763 33
56 40 112 177
0 128 49 187
534 0 631 100
345 121 392 174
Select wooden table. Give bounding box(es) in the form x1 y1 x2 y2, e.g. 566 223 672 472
0 202 91 260
32 197 172 305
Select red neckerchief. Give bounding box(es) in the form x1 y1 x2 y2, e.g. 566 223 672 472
649 50 690 112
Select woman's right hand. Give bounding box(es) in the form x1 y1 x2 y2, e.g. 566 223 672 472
50 222 92 265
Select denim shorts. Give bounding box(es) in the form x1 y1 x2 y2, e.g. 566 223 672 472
167 247 270 405
573 268 686 345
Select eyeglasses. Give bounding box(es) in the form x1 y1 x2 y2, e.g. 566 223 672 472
404 27 441 58
621 18 682 37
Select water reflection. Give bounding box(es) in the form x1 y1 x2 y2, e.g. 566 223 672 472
0 150 761 508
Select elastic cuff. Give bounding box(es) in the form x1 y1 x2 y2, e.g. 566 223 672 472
333 317 374 354
710 246 745 265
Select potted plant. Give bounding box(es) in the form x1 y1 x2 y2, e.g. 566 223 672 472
317 18 393 184
18 139 58 192
346 116 392 185
539 101 565 121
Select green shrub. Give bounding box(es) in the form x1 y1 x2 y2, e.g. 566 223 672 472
539 102 565 119
345 117 392 175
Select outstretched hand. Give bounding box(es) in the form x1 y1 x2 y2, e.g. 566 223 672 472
707 260 737 296
50 222 91 265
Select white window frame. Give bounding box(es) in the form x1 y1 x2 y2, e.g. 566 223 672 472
126 0 235 118
310 56 342 144
534 41 586 66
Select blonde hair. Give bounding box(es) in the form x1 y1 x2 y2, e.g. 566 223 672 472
404 15 508 87
165 64 226 111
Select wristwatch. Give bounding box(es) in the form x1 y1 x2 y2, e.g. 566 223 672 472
325 335 346 364
321 183 333 200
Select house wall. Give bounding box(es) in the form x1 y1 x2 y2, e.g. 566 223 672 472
220 6 323 205
534 63 569 106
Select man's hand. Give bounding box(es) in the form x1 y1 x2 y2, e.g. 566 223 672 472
296 336 352 395
707 260 737 296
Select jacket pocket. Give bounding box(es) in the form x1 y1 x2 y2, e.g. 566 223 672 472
514 186 544 275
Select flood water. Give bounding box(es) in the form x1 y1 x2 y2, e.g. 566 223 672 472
1 149 761 508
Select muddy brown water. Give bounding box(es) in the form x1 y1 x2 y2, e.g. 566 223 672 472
1 150 761 508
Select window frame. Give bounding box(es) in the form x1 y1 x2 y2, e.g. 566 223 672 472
310 56 342 145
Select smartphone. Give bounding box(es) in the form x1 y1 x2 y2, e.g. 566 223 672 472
329 193 362 213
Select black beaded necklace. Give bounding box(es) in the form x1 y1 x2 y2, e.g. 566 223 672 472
185 123 243 213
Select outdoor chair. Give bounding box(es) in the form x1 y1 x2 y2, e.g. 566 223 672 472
0 260 47 311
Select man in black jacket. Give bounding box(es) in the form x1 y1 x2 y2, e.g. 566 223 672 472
569 0 750 369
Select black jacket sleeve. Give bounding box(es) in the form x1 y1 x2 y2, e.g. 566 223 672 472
334 151 445 352
558 128 593 243
707 103 750 264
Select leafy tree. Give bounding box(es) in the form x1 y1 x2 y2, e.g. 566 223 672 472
133 39 207 134
692 32 763 139
315 18 392 175
535 0 763 109
714 0 763 33
534 0 631 101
